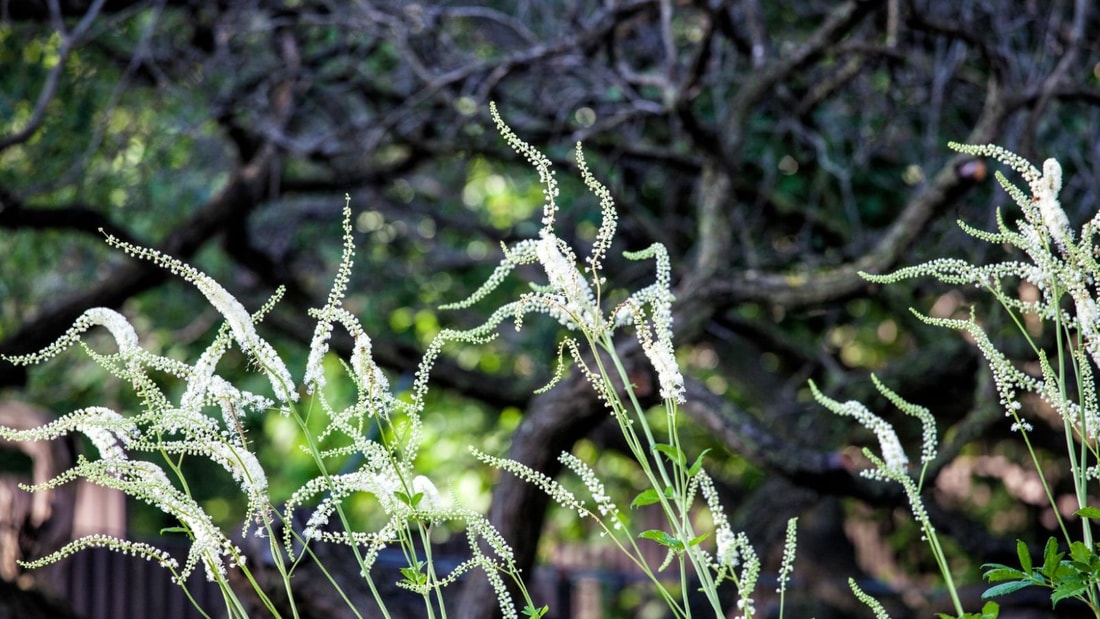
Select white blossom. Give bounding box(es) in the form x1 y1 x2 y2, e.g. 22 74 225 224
1037 158 1071 248
810 381 908 476
559 453 619 525
535 234 600 331
411 475 442 512
101 234 298 403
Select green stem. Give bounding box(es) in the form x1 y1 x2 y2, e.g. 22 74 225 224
596 334 723 617
291 405 376 619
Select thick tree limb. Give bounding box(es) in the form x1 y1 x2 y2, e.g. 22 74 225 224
0 190 139 245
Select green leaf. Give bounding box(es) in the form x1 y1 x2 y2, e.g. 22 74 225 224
950 602 1000 619
981 565 1026 582
1051 580 1088 606
630 486 674 509
1068 540 1093 565
521 605 549 618
395 490 424 508
631 489 662 509
1016 539 1032 574
687 533 709 548
1042 537 1062 577
982 580 1034 599
1076 507 1100 519
687 449 711 477
639 529 683 551
653 444 686 467
399 563 427 586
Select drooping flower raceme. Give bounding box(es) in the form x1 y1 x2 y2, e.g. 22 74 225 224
616 243 683 402
2 196 537 618
809 381 909 477
304 198 357 392
0 405 137 464
99 234 298 404
3 307 139 367
863 144 1100 441
438 103 685 403
534 234 601 331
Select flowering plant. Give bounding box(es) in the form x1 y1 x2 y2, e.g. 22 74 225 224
0 106 799 619
816 143 1100 617
11 89 1096 618
447 103 791 619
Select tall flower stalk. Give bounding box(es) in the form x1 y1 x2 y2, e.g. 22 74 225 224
828 143 1100 617
444 103 774 618
1 195 543 619
0 107 790 619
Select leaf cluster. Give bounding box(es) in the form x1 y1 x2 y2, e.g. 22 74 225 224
984 535 1100 612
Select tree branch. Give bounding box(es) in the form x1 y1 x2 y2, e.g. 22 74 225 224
0 0 107 152
0 190 139 245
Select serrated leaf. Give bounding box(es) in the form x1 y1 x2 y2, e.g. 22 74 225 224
399 564 427 585
1069 540 1092 564
982 580 1034 599
639 529 682 551
631 489 662 509
1016 539 1032 574
1042 537 1062 577
980 601 999 618
688 449 711 477
1052 561 1076 580
982 565 1026 582
653 444 686 466
1052 581 1088 606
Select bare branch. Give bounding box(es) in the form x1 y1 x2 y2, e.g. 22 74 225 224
0 0 107 152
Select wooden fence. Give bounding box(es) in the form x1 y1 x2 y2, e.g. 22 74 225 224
47 543 222 619
46 542 675 619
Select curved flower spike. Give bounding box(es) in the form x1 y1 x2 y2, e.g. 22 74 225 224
101 233 297 403
3 307 138 366
0 405 137 462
